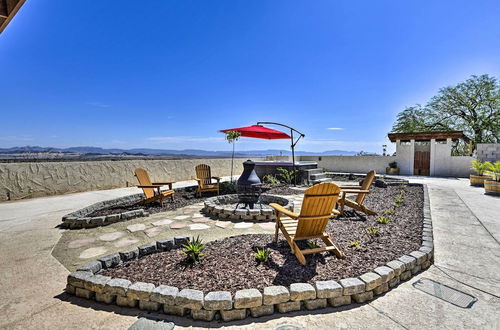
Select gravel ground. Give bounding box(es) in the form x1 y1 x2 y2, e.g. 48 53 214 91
102 184 423 293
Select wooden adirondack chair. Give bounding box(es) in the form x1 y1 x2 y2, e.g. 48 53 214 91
194 164 221 197
338 170 377 216
134 168 175 206
270 182 345 265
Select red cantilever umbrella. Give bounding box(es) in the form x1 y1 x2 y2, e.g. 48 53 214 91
220 125 291 139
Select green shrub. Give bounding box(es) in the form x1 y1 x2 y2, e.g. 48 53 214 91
366 227 380 235
349 240 361 249
277 167 294 184
263 174 280 185
306 241 319 249
182 236 205 263
470 160 492 176
388 161 398 169
377 216 389 224
254 248 270 262
485 161 500 182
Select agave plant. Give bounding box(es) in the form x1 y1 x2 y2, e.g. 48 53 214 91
485 161 500 182
470 160 492 176
182 236 205 263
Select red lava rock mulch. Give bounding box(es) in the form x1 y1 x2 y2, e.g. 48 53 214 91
102 185 423 294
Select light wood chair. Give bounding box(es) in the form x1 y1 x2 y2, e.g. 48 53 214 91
134 168 175 206
338 170 377 216
270 182 345 265
194 164 221 197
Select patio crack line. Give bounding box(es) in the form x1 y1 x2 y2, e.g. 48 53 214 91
454 191 500 247
368 304 409 330
433 265 500 299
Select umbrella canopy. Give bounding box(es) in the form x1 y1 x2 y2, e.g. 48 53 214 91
220 125 291 140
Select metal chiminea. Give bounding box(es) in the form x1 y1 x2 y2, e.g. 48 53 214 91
236 160 262 209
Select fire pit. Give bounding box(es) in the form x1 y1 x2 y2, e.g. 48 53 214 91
203 160 294 220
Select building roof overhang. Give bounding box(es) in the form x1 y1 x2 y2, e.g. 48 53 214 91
388 131 464 142
0 0 26 34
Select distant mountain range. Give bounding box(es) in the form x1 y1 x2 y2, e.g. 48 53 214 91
0 146 360 157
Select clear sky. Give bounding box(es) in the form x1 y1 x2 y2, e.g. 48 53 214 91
1 1 499 153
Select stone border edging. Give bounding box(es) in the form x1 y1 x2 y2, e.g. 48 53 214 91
66 183 433 322
61 193 148 229
203 194 294 221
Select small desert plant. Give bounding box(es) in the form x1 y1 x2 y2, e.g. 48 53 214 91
219 181 236 194
277 167 295 184
485 161 500 182
388 161 398 169
377 216 389 224
470 160 492 176
349 240 361 249
306 241 319 249
384 208 395 215
394 202 401 208
366 227 380 235
395 195 404 203
182 236 205 263
263 174 280 185
254 248 270 262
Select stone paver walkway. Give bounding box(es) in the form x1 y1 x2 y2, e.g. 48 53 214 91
0 176 499 329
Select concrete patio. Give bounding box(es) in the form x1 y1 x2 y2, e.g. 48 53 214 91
0 176 499 329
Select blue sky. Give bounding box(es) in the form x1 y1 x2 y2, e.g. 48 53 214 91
1 1 499 153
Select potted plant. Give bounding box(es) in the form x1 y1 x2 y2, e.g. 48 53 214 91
386 161 400 175
469 160 493 187
484 161 500 195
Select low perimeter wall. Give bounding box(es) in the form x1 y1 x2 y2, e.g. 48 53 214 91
298 155 397 174
0 158 264 201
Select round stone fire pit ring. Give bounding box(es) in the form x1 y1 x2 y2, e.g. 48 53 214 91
203 194 294 221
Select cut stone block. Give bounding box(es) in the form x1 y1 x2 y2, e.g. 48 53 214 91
339 278 365 295
352 291 373 303
290 283 316 301
77 261 102 274
374 282 389 295
174 236 192 246
95 293 115 304
373 266 395 283
250 305 274 317
175 289 204 310
119 248 139 262
410 250 427 264
66 284 76 295
116 295 137 308
400 270 412 281
127 282 155 301
156 238 175 251
84 275 111 294
304 298 327 310
163 305 186 316
104 278 132 296
191 309 216 321
386 260 405 276
328 295 351 307
204 291 232 310
138 243 157 256
67 271 93 288
277 301 301 313
399 255 417 270
75 287 94 300
220 308 247 321
411 264 422 274
388 276 400 288
234 289 262 308
98 253 121 268
263 286 290 305
139 300 160 311
359 272 382 291
150 285 178 306
314 280 342 298
422 260 431 269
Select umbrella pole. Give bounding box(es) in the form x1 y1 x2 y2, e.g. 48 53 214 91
291 129 296 186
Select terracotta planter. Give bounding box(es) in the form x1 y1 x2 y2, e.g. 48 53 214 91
470 174 493 187
386 167 400 175
484 180 500 196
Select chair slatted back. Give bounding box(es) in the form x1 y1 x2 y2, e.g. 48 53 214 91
296 182 341 238
356 170 376 204
195 164 212 187
135 168 155 199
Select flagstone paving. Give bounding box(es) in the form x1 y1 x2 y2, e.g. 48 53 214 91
114 237 139 248
127 223 146 232
144 227 163 237
67 238 95 249
189 223 211 230
151 219 173 226
79 246 107 259
98 231 125 241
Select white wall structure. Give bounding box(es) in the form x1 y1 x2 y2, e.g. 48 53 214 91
299 155 396 174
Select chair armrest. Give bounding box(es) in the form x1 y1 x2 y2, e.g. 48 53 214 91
269 203 299 219
137 185 162 188
339 185 363 189
212 176 221 181
152 182 174 185
332 209 340 216
193 178 202 182
341 189 370 194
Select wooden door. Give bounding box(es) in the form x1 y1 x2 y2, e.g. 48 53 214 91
414 151 430 176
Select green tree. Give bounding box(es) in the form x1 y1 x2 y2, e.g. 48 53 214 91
391 74 500 152
225 130 242 182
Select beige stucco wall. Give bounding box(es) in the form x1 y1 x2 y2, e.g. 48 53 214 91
0 158 264 201
299 155 396 174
